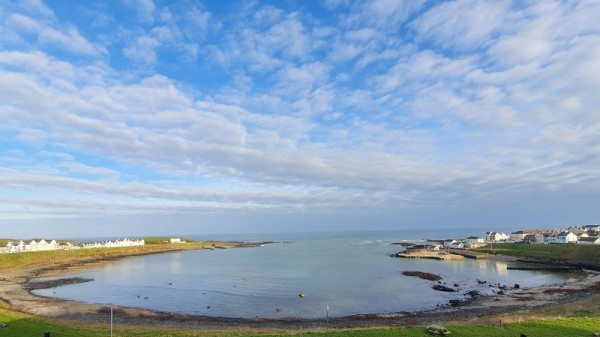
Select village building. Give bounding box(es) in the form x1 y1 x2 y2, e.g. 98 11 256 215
547 231 578 244
3 238 144 254
465 236 484 244
443 240 464 249
509 230 528 242
577 237 600 245
485 231 510 242
583 224 600 232
25 239 59 252
523 234 545 244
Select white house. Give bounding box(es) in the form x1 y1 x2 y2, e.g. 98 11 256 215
583 225 600 232
465 236 485 244
169 238 182 244
444 240 464 249
59 242 79 250
81 238 145 249
486 231 510 242
547 231 578 244
6 240 25 252
577 237 600 245
510 231 528 242
524 234 545 244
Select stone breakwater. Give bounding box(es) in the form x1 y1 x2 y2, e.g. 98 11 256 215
392 251 464 260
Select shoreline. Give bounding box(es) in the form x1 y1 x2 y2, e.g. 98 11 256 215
1 245 599 330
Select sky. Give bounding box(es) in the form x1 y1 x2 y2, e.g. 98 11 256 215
1 0 599 238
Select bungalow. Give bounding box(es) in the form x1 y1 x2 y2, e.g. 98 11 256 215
58 242 79 250
523 234 545 244
486 231 510 242
583 225 600 232
407 242 443 253
510 230 528 242
465 236 485 244
547 231 578 244
170 238 182 244
444 240 464 249
577 237 600 245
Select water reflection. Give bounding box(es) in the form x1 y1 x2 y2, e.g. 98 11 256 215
33 236 568 318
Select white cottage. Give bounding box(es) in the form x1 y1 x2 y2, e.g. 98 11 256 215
547 231 578 244
577 237 600 245
486 231 510 242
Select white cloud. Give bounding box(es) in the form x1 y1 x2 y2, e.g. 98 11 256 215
16 128 47 145
122 0 156 24
3 10 106 56
412 0 509 50
1 0 600 231
39 25 106 55
122 34 160 65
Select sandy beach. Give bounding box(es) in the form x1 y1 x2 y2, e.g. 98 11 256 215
1 248 599 330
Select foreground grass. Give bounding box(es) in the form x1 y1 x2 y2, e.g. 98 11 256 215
474 243 600 264
1 302 599 337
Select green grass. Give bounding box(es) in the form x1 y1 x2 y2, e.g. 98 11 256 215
1 303 599 337
142 237 197 244
0 239 16 246
474 243 600 264
0 240 219 272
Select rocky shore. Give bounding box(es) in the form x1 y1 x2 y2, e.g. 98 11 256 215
1 246 599 330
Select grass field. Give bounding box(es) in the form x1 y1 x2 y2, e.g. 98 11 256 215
1 302 599 337
0 238 224 272
473 243 600 264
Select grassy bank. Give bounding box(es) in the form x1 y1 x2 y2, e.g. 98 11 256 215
0 239 228 272
473 243 600 264
1 302 598 337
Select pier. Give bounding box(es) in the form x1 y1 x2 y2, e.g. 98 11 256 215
393 252 464 260
446 249 493 259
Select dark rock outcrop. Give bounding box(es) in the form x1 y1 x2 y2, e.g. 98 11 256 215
432 285 456 292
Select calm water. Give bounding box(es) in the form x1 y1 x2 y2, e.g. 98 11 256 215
34 230 570 318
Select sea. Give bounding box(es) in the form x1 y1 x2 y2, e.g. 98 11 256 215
33 229 573 319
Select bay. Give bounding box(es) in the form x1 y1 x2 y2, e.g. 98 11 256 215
34 229 570 318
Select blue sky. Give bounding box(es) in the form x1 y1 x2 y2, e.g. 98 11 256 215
1 0 599 238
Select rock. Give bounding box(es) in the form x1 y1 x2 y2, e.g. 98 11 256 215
432 285 456 292
497 290 505 295
427 324 451 335
477 279 487 284
466 290 480 297
0 322 7 328
402 271 443 281
449 299 461 306
514 283 520 289
453 283 459 287
498 285 508 290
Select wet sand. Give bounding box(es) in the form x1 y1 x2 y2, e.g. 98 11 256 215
1 248 599 330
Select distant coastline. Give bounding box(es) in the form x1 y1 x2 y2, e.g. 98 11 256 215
1 238 599 329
